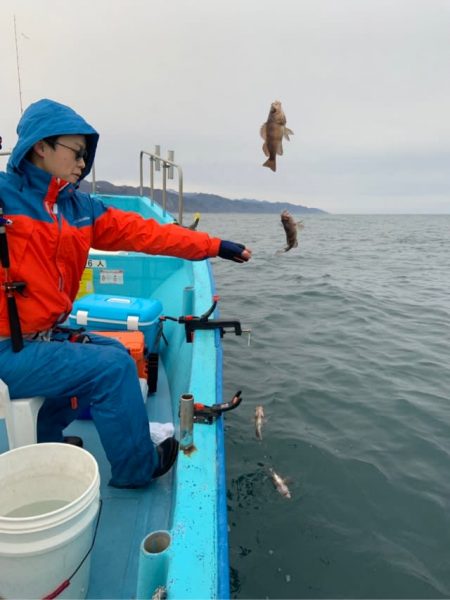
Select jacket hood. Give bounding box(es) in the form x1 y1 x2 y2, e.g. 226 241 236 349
7 98 99 181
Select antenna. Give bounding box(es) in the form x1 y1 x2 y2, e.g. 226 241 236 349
13 15 23 115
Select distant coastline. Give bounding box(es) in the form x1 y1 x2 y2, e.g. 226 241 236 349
80 180 326 214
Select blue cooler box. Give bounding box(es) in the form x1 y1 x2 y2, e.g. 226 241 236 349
69 293 163 352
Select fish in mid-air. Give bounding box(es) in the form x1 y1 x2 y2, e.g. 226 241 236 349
278 210 304 253
255 405 265 440
269 468 291 499
260 100 293 172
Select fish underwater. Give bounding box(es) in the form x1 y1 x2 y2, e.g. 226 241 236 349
269 468 291 499
255 405 265 440
260 100 293 172
278 209 304 253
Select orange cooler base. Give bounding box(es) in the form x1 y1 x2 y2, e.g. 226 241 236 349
92 330 147 379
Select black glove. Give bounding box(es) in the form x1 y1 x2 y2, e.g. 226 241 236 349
218 240 247 263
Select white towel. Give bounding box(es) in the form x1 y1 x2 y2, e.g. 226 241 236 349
149 422 175 445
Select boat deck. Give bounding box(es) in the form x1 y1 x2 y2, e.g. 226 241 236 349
80 363 174 599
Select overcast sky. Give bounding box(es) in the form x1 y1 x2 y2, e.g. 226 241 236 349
1 0 450 214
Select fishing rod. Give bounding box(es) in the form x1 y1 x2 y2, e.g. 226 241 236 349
13 15 24 115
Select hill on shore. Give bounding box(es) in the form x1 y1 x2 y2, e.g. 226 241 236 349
80 180 326 214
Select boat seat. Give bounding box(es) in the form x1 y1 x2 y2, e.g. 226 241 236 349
0 379 44 450
0 378 149 451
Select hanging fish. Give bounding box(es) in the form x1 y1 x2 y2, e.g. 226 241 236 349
260 100 293 172
278 210 304 253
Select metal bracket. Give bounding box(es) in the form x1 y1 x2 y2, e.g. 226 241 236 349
193 390 242 424
160 295 243 344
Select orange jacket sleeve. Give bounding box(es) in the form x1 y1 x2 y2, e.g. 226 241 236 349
92 206 221 259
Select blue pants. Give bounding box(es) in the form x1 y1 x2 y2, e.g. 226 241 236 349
0 333 157 487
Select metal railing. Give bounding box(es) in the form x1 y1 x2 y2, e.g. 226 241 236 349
91 162 96 194
140 148 184 225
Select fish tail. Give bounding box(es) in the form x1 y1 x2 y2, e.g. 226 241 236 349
263 158 276 172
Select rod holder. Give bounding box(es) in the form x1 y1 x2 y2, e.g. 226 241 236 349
180 393 194 450
136 530 171 599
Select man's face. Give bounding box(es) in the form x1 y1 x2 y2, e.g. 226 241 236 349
38 135 87 184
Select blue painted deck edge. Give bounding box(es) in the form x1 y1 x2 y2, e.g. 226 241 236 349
217 414 230 600
209 258 231 600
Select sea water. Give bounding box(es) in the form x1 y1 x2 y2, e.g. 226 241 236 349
196 213 450 599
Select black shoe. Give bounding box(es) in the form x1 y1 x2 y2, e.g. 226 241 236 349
152 437 179 479
63 436 83 448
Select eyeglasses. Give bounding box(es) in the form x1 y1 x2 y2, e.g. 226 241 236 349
53 141 88 162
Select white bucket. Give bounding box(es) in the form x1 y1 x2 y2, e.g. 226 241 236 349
0 443 100 599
